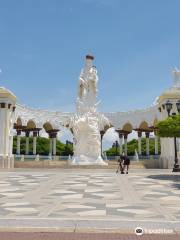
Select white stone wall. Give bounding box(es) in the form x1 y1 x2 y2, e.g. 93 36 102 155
160 138 175 169
0 91 16 168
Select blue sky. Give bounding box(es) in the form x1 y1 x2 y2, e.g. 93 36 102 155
0 0 180 114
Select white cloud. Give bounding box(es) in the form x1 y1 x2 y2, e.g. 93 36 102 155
103 127 118 143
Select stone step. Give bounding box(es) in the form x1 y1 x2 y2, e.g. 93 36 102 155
14 160 146 169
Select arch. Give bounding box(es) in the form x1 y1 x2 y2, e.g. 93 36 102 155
27 120 36 129
139 121 149 130
102 126 118 154
122 122 133 132
43 122 53 132
103 123 113 134
103 126 117 139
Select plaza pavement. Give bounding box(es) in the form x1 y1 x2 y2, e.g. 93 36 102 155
0 168 179 236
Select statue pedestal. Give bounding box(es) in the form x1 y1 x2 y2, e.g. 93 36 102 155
71 155 108 165
70 112 109 166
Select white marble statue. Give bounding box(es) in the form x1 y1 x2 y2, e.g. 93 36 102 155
69 55 109 165
77 57 99 113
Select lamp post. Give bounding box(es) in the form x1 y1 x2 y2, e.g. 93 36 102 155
100 130 105 158
173 136 179 172
176 100 180 113
165 100 173 116
164 100 180 172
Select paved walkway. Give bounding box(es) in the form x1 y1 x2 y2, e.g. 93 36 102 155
0 169 179 234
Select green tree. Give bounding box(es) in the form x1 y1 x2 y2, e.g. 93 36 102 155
156 114 180 137
105 138 161 156
13 137 73 156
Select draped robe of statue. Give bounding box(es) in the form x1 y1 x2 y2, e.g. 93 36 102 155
69 55 109 165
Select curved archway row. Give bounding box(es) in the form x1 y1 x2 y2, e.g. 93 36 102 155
14 115 159 158
100 118 159 157
13 117 64 157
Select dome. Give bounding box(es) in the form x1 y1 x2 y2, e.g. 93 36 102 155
157 86 180 103
0 86 16 102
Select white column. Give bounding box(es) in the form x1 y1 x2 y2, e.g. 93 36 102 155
33 131 37 155
0 103 6 160
8 134 12 168
6 104 13 156
16 131 21 155
155 134 158 155
119 133 123 155
124 133 128 155
115 130 123 155
145 132 150 156
4 104 8 156
8 105 15 160
49 138 52 156
0 98 16 169
138 131 142 155
9 135 14 156
160 137 174 168
25 131 30 155
52 138 56 156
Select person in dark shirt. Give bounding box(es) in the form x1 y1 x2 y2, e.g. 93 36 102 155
123 155 130 174
116 155 124 174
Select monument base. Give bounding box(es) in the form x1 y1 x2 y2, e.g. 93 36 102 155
70 155 108 166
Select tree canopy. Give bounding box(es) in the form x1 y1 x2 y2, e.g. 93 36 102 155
156 114 180 138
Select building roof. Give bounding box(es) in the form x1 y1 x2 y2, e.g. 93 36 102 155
0 87 17 101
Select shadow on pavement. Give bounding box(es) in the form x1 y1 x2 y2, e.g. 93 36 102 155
147 174 180 190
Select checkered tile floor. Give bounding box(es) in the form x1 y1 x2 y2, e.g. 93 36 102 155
0 169 179 222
